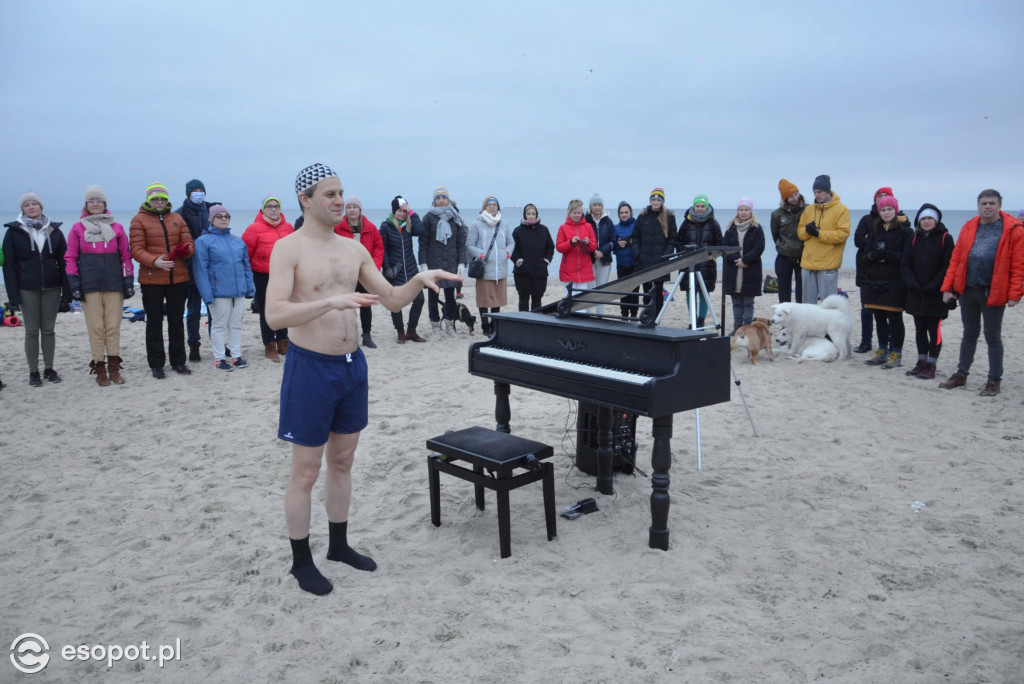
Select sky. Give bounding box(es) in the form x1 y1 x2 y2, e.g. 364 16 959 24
2 0 1022 215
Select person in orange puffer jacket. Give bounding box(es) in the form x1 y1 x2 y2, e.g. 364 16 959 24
129 182 194 378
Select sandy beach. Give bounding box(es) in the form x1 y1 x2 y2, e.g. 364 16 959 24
1 272 1022 683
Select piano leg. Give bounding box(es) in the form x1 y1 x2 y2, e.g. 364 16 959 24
494 381 511 434
649 414 673 550
596 405 614 495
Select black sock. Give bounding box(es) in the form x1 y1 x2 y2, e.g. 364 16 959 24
326 521 377 572
289 536 333 595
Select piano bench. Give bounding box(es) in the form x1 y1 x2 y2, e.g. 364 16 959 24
426 426 556 559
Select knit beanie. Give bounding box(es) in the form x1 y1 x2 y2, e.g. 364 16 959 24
877 196 899 213
650 187 665 201
185 179 205 194
19 191 44 211
432 186 449 202
778 179 799 200
618 200 633 216
345 195 363 211
391 196 409 213
146 183 169 201
693 194 710 207
261 195 280 210
589 193 604 206
917 207 940 223
874 187 893 203
207 204 228 220
82 185 107 206
812 175 831 193
738 197 754 209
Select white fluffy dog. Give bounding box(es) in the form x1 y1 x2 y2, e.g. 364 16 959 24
774 327 840 362
769 294 853 360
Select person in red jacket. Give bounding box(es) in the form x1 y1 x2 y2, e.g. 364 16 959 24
334 196 383 348
938 189 1024 396
556 198 597 300
242 196 295 362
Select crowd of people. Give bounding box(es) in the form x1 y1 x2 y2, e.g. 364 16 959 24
1 177 1022 397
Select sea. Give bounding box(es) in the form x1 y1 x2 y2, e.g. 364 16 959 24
0 207 983 290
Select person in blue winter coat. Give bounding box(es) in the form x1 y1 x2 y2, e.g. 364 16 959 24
192 205 255 371
612 201 638 318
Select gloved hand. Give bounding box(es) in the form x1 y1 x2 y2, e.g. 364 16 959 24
71 288 83 301
457 264 465 277
123 276 135 299
804 222 819 237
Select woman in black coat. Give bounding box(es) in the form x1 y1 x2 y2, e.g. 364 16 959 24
861 195 914 369
678 194 723 327
900 203 954 380
721 198 765 333
630 187 678 317
511 204 554 311
2 192 71 385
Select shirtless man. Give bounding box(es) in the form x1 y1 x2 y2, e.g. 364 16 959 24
265 163 459 595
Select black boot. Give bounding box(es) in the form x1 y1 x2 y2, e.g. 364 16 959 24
188 343 201 362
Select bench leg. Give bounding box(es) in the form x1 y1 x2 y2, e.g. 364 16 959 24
496 485 511 559
428 455 441 527
473 465 486 511
542 462 557 541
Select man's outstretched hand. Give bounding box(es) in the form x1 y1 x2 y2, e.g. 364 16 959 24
418 270 462 293
330 292 380 310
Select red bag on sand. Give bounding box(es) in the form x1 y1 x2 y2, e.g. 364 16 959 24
167 242 191 260
3 316 20 327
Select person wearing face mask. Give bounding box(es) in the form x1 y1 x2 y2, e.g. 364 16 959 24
65 185 134 386
243 196 295 361
419 186 467 338
861 195 914 370
130 182 195 378
511 203 554 311
3 192 72 386
193 206 255 371
176 179 218 362
333 196 383 347
612 201 639 318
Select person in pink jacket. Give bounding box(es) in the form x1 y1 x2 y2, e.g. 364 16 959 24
556 198 597 298
65 185 134 386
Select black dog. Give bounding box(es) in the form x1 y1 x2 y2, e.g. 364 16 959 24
454 303 477 335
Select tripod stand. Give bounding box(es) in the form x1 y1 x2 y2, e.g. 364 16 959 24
658 266 759 469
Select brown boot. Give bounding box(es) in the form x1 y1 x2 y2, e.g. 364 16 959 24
277 339 289 356
939 371 967 389
979 380 1001 397
265 342 280 363
90 360 110 387
107 356 125 384
406 325 427 343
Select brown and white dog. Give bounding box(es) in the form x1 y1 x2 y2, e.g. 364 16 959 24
730 318 774 364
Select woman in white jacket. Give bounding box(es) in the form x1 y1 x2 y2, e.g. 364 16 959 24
466 196 515 335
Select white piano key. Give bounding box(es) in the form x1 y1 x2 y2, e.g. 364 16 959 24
477 347 651 385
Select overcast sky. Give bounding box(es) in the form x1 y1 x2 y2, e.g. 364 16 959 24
2 0 1021 215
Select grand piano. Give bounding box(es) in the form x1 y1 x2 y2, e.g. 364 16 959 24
468 246 733 550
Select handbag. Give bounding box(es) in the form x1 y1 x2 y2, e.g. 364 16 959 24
763 274 779 293
469 226 500 279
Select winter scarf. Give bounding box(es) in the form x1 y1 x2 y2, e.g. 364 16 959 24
140 200 171 215
688 207 712 223
427 204 463 243
181 197 211 234
20 213 51 252
479 210 502 228
733 219 752 293
81 212 116 243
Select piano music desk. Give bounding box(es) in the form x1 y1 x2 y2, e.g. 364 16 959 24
426 427 557 559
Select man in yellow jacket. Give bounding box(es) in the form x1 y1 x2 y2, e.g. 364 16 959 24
797 174 850 303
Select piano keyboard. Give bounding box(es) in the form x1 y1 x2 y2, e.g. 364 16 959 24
477 347 651 385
